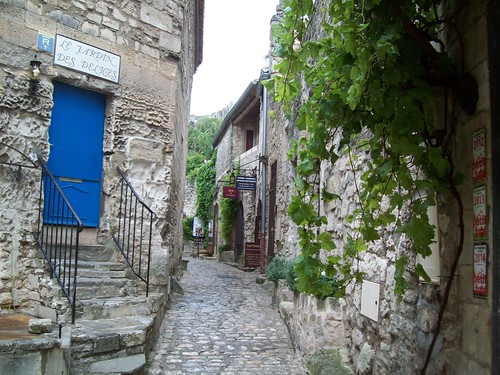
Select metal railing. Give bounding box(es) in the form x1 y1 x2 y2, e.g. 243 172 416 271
33 156 83 324
113 167 155 296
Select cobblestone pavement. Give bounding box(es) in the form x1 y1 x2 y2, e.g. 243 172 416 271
147 258 306 375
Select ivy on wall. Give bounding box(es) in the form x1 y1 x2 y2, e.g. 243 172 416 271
269 0 468 308
195 152 216 230
219 161 240 246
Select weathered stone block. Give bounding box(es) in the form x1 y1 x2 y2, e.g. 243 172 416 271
95 1 109 15
28 318 53 334
0 352 43 375
121 330 146 347
89 354 145 374
28 291 40 301
126 137 164 163
417 303 438 333
141 43 160 59
93 334 120 353
61 13 80 29
112 8 127 22
87 12 102 24
140 2 172 32
102 16 119 31
159 31 181 54
82 21 99 36
100 28 116 42
357 343 375 374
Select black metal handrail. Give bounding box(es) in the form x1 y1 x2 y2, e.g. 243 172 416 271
113 166 155 296
33 155 83 324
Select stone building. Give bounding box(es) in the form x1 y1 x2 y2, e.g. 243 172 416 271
217 1 499 374
212 79 263 267
0 0 203 371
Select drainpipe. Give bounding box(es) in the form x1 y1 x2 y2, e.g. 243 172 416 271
259 68 270 272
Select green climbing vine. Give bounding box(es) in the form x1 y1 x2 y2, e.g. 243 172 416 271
219 161 240 246
195 152 217 230
269 0 466 302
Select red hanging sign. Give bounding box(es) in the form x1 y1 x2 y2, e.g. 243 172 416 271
223 186 239 199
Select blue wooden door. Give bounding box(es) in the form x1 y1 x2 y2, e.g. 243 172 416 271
46 82 106 227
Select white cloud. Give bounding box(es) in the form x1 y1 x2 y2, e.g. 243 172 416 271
190 0 279 116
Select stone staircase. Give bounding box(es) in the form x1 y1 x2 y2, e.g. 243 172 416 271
0 235 170 375
68 243 168 375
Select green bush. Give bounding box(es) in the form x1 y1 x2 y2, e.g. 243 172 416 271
284 261 298 292
266 257 297 292
266 257 288 280
219 244 232 253
182 216 194 243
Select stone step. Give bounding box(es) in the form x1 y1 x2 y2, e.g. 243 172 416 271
75 293 163 320
78 268 128 279
51 259 135 279
78 244 119 263
77 277 141 300
70 316 155 374
88 353 146 375
78 260 127 271
77 260 129 279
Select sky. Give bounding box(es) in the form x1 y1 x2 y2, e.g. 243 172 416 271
189 0 280 116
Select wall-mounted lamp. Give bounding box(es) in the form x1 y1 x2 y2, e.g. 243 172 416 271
423 87 448 147
260 67 271 81
29 56 42 94
229 172 235 184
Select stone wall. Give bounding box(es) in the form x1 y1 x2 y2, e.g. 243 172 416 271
183 181 197 217
214 124 233 184
0 0 199 311
440 2 491 373
265 1 492 374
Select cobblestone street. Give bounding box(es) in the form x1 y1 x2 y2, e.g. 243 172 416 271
147 258 305 375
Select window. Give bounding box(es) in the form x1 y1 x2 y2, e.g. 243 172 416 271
245 130 254 151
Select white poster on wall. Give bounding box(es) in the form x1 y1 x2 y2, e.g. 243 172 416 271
192 216 204 238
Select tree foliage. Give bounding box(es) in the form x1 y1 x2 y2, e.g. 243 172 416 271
188 116 220 156
195 152 216 228
186 116 221 183
269 0 465 300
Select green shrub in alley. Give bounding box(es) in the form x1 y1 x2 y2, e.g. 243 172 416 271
266 257 297 292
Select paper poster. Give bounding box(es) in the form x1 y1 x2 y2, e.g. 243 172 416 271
472 128 487 184
473 185 487 239
473 243 487 298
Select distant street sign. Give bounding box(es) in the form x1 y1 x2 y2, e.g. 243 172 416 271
236 176 257 191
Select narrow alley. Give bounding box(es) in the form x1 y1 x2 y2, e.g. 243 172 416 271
147 257 305 375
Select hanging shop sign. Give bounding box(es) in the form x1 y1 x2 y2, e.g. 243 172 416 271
473 185 487 240
236 176 257 191
473 243 488 298
472 128 487 184
53 34 121 83
223 186 239 199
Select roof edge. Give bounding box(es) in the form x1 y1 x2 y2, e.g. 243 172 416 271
212 80 259 147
